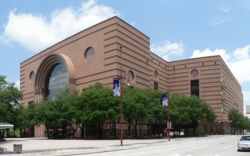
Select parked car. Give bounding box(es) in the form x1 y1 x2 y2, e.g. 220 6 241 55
238 135 250 151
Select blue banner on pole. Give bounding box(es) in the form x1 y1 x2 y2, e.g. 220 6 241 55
113 79 121 97
162 93 168 106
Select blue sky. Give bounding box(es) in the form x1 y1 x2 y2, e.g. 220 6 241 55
1 0 250 116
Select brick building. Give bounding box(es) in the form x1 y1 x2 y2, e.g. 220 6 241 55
20 16 243 137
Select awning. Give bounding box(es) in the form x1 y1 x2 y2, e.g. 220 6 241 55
0 123 14 129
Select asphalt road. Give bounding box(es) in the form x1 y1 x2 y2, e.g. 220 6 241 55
82 135 249 156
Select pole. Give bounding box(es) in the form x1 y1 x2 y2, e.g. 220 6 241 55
120 47 123 146
168 92 170 142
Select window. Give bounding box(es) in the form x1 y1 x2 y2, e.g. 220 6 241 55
84 47 95 61
191 80 199 97
46 64 68 100
154 81 158 90
154 71 158 79
128 71 134 84
30 71 35 82
191 69 199 77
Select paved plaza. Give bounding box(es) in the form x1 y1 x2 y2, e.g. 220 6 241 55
0 135 249 156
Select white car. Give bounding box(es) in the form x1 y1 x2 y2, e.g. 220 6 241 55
238 135 250 151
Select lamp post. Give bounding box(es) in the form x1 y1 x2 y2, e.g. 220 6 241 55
120 46 123 146
120 65 123 146
113 46 123 146
162 92 170 142
168 94 170 142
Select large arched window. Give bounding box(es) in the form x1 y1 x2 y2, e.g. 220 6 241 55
46 64 68 100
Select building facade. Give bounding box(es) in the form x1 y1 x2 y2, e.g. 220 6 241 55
20 16 243 137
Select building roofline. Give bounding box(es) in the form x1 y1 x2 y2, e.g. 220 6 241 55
168 55 221 64
150 50 221 64
114 16 149 39
217 55 241 88
168 54 241 88
150 51 169 64
21 16 149 65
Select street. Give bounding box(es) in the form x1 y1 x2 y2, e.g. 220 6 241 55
82 135 249 156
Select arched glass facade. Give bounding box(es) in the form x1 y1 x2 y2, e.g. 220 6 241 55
46 64 68 100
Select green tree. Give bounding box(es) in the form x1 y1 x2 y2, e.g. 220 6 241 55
169 94 216 135
77 83 120 138
205 104 216 123
0 76 23 123
36 90 79 138
123 87 147 137
228 109 243 128
0 76 22 137
228 109 250 131
170 94 192 132
17 101 39 137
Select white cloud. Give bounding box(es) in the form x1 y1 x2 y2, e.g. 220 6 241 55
191 48 230 62
232 45 250 61
15 80 20 90
217 5 231 13
190 45 250 84
151 40 184 61
210 5 231 26
0 0 120 52
243 91 250 101
209 16 231 26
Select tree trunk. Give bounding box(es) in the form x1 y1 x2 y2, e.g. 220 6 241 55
147 124 150 136
62 125 66 137
97 122 103 138
81 123 84 138
139 124 142 137
45 123 50 139
128 120 131 137
84 124 86 138
134 120 137 138
96 122 99 138
113 121 116 138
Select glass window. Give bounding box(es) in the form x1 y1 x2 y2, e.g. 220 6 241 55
191 69 199 77
154 71 158 79
85 47 95 61
128 71 134 83
154 81 158 90
191 79 199 97
46 64 68 100
30 71 35 82
241 136 250 141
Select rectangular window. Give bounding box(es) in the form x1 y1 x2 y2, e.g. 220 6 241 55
154 81 158 90
191 80 199 97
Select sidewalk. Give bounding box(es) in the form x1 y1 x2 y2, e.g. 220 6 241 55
0 136 222 155
0 137 168 155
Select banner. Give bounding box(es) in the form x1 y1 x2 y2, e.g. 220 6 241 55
162 93 168 106
113 78 121 97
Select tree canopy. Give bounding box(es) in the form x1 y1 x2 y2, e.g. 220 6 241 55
228 109 250 131
18 82 217 138
170 94 216 132
0 76 22 125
